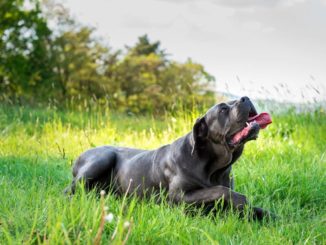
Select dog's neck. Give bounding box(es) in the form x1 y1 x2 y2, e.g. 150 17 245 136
181 133 234 179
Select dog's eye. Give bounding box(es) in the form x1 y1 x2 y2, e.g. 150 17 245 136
220 107 228 113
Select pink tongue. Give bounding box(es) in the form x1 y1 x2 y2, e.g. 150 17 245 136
248 112 272 129
231 112 272 144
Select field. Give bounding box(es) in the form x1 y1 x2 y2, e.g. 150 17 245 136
0 104 325 244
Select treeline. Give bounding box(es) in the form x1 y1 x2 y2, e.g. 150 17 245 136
0 0 216 113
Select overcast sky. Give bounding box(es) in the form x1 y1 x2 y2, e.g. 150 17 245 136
62 0 326 103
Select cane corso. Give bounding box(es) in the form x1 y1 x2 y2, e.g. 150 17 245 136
65 97 273 220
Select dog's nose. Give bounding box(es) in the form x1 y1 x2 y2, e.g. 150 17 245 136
240 96 250 103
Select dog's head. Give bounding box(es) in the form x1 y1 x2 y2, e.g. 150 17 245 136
192 96 272 155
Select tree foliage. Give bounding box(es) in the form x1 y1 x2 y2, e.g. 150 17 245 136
0 0 216 113
0 0 53 100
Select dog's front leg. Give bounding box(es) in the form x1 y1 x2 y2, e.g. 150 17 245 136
169 186 248 211
169 186 273 221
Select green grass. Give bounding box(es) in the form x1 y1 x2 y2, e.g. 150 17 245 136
0 104 325 244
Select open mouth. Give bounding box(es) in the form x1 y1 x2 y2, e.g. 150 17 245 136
229 111 272 146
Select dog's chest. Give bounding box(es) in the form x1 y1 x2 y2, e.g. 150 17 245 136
207 145 233 174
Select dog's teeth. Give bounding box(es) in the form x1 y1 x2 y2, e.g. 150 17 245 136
246 122 249 126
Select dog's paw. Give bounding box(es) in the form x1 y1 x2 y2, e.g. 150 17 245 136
250 207 277 222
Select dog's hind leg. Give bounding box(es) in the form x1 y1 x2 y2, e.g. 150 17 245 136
64 147 118 195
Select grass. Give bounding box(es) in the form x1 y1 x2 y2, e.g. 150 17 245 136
0 104 325 244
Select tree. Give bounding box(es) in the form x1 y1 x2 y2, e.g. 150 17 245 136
126 34 166 58
160 59 216 110
109 35 215 113
52 26 108 98
0 0 54 101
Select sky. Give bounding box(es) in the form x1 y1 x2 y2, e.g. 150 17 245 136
62 0 326 103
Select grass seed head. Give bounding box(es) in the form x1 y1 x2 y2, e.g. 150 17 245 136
105 213 114 223
123 221 130 228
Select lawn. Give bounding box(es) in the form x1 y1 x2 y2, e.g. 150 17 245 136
0 104 325 244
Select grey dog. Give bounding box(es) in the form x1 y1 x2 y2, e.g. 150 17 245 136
65 97 274 220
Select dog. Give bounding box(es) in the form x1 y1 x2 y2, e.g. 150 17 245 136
65 96 273 220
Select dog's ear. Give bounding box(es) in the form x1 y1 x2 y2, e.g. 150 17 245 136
192 117 208 155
